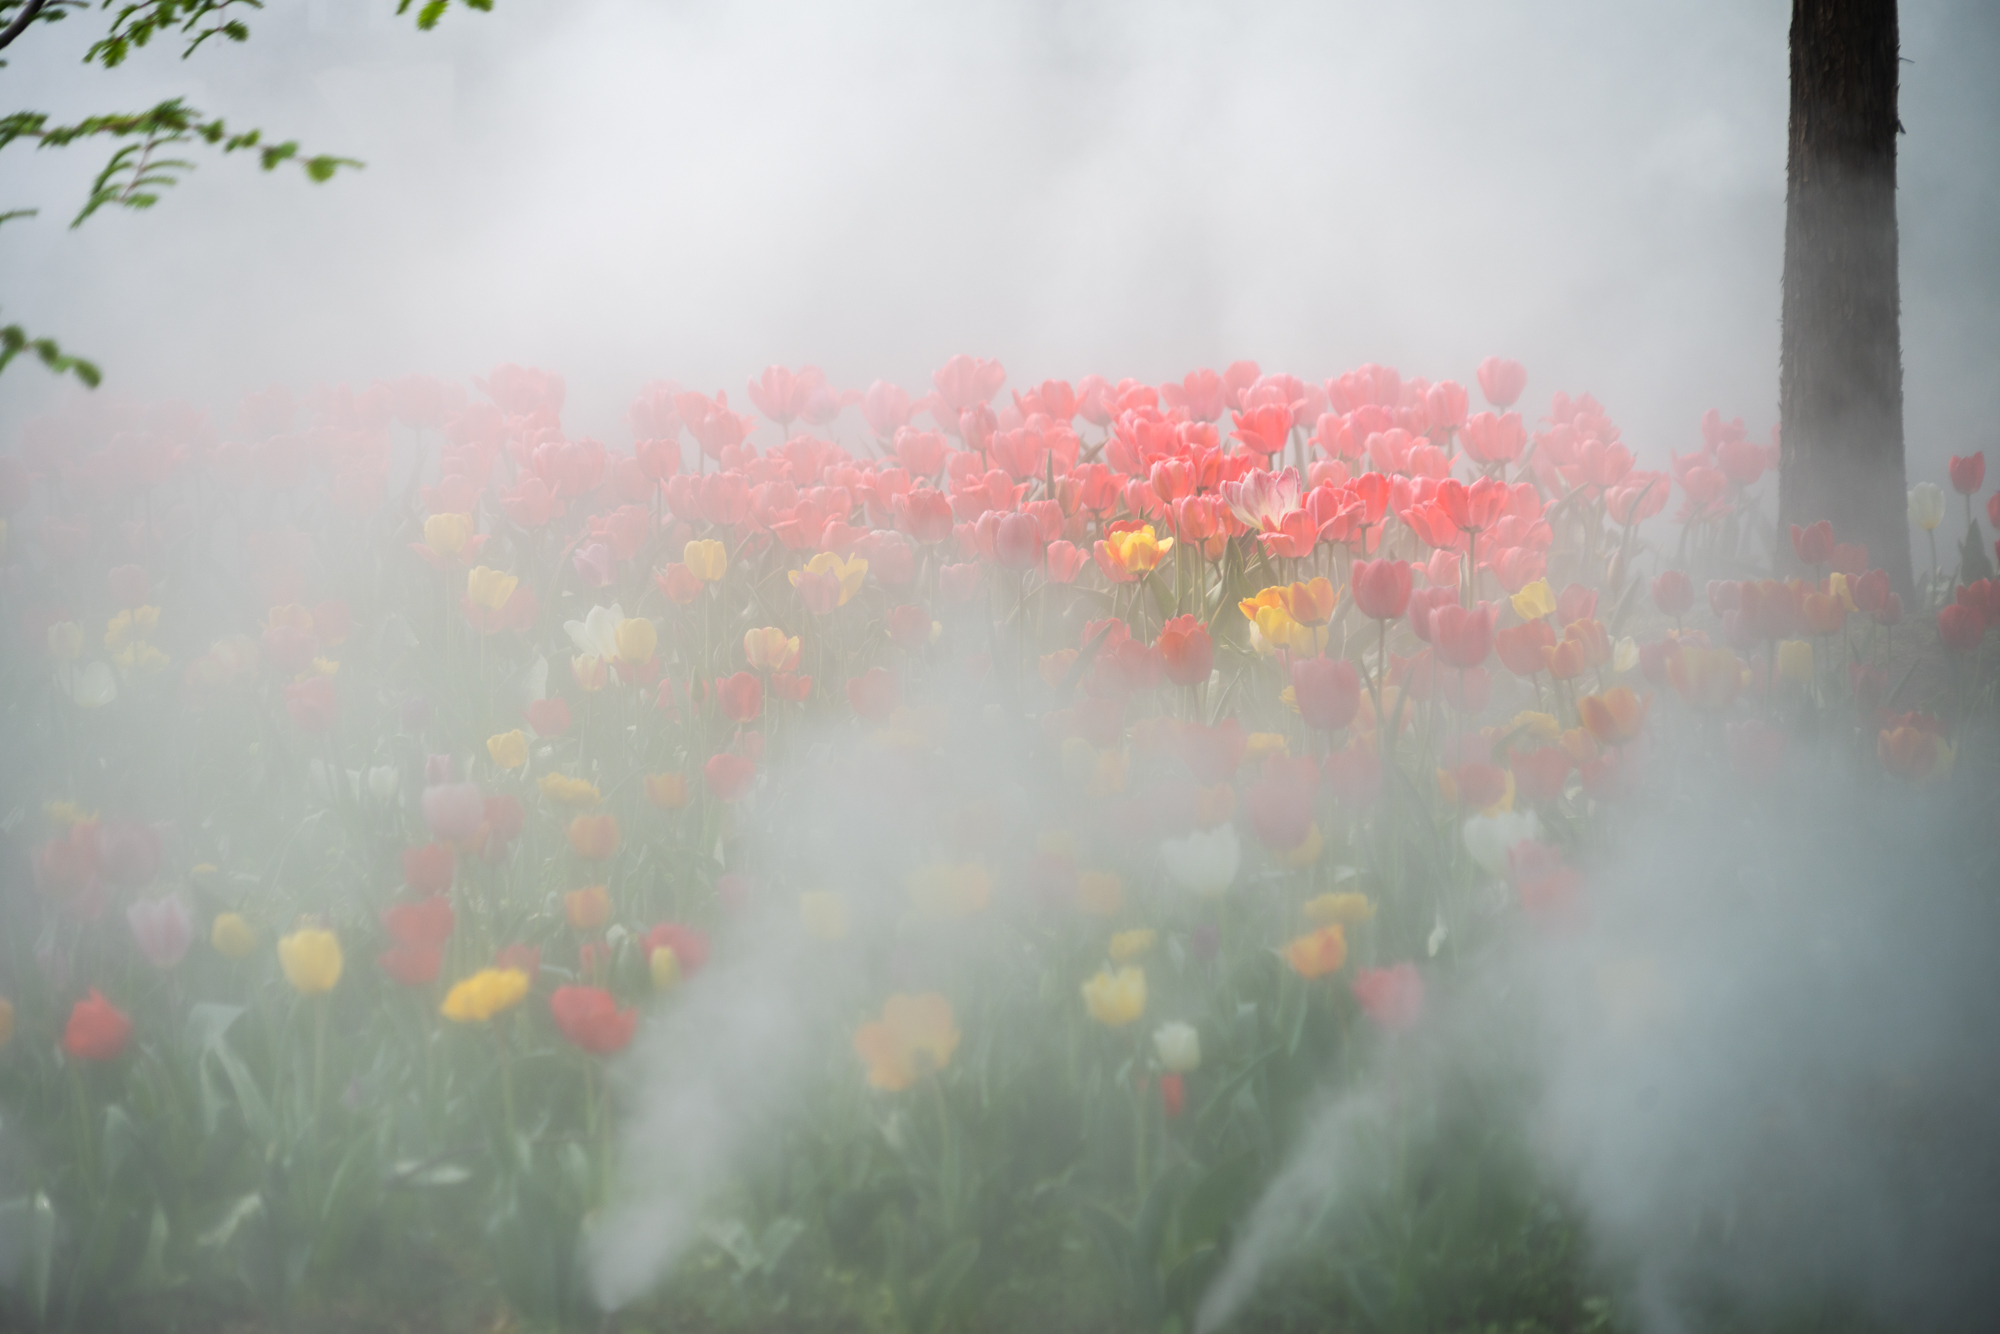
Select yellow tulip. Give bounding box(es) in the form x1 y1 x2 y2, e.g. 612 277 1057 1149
684 539 728 582
424 512 474 556
1244 732 1290 761
743 626 801 671
1075 871 1123 917
1509 579 1557 621
1108 928 1157 963
1508 711 1562 742
614 617 657 664
538 773 602 806
466 566 519 612
800 891 850 941
1775 639 1814 685
906 863 992 918
1282 924 1347 979
211 912 257 959
1276 823 1324 869
279 928 344 995
1106 526 1172 575
132 605 161 636
440 968 531 1022
1303 892 1376 927
487 729 528 770
104 610 135 651
649 945 681 991
1082 966 1147 1027
789 551 869 606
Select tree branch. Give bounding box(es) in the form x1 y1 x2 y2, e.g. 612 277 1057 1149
0 0 51 52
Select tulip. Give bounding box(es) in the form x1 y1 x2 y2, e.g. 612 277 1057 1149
705 752 757 802
1509 579 1556 621
1948 452 1985 495
1082 966 1147 1027
1495 621 1556 677
1282 925 1347 979
1878 725 1953 784
211 911 256 959
1937 604 1984 652
658 562 703 605
422 783 487 841
1155 615 1214 687
1475 356 1527 409
789 552 869 610
565 885 612 930
128 894 193 968
1578 686 1650 743
1651 569 1695 617
715 671 764 723
402 846 455 899
1154 1020 1201 1073
538 773 601 805
1351 963 1425 1032
645 772 690 810
649 944 681 991
1774 639 1814 684
854 993 961 1090
1160 824 1240 898
1109 928 1157 963
743 626 801 671
1097 524 1174 578
568 814 620 860
366 765 401 800
1463 809 1541 877
279 928 344 995
285 677 338 732
1430 602 1496 669
1351 559 1413 620
799 891 849 941
566 603 624 662
550 985 638 1055
63 989 132 1061
466 566 519 611
486 729 528 770
440 967 531 1023
1908 482 1945 532
684 538 728 581
1304 892 1377 926
614 617 657 664
1290 656 1360 731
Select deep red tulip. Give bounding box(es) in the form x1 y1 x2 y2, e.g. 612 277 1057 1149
1789 519 1834 566
1850 569 1890 616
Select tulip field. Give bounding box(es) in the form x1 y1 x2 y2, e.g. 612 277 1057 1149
0 356 1995 1332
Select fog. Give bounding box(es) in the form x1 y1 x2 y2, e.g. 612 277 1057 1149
5 0 1997 486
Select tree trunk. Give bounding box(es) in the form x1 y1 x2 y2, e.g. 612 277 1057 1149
1778 0 1912 595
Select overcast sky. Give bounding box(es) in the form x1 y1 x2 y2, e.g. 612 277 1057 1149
5 0 1995 480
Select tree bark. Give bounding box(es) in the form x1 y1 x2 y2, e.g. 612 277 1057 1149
1778 0 1912 595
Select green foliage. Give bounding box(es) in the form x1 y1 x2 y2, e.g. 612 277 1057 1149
85 0 262 68
0 320 102 385
397 0 494 33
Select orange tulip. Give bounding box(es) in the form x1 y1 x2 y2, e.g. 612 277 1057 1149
567 814 620 860
1578 687 1649 745
1282 924 1348 979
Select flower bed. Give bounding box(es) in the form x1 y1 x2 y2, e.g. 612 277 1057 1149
0 357 1993 1331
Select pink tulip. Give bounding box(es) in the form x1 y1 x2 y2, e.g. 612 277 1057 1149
128 894 193 968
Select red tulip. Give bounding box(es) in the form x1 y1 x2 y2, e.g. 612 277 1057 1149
1475 356 1527 409
285 677 338 732
1650 569 1694 617
886 604 932 648
1948 452 1985 495
1937 603 1983 652
63 989 132 1061
641 922 710 975
1494 621 1556 677
704 752 756 802
1510 746 1572 804
402 843 455 895
847 667 900 722
1850 569 1890 616
1789 519 1834 566
1350 963 1424 1032
992 511 1043 569
1555 583 1598 628
1429 602 1496 669
1959 578 2000 629
716 671 764 723
1405 586 1458 643
1155 615 1214 687
525 697 572 737
550 985 638 1055
1158 1072 1185 1119
1435 476 1509 534
1290 656 1360 731
1351 558 1413 620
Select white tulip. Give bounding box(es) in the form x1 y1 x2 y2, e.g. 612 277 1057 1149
1909 482 1945 533
1462 809 1541 877
1154 1021 1201 1073
1612 636 1639 674
72 662 117 708
564 603 624 662
366 765 401 800
1160 824 1240 898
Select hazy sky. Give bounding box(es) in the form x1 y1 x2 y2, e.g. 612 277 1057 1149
5 0 1996 481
